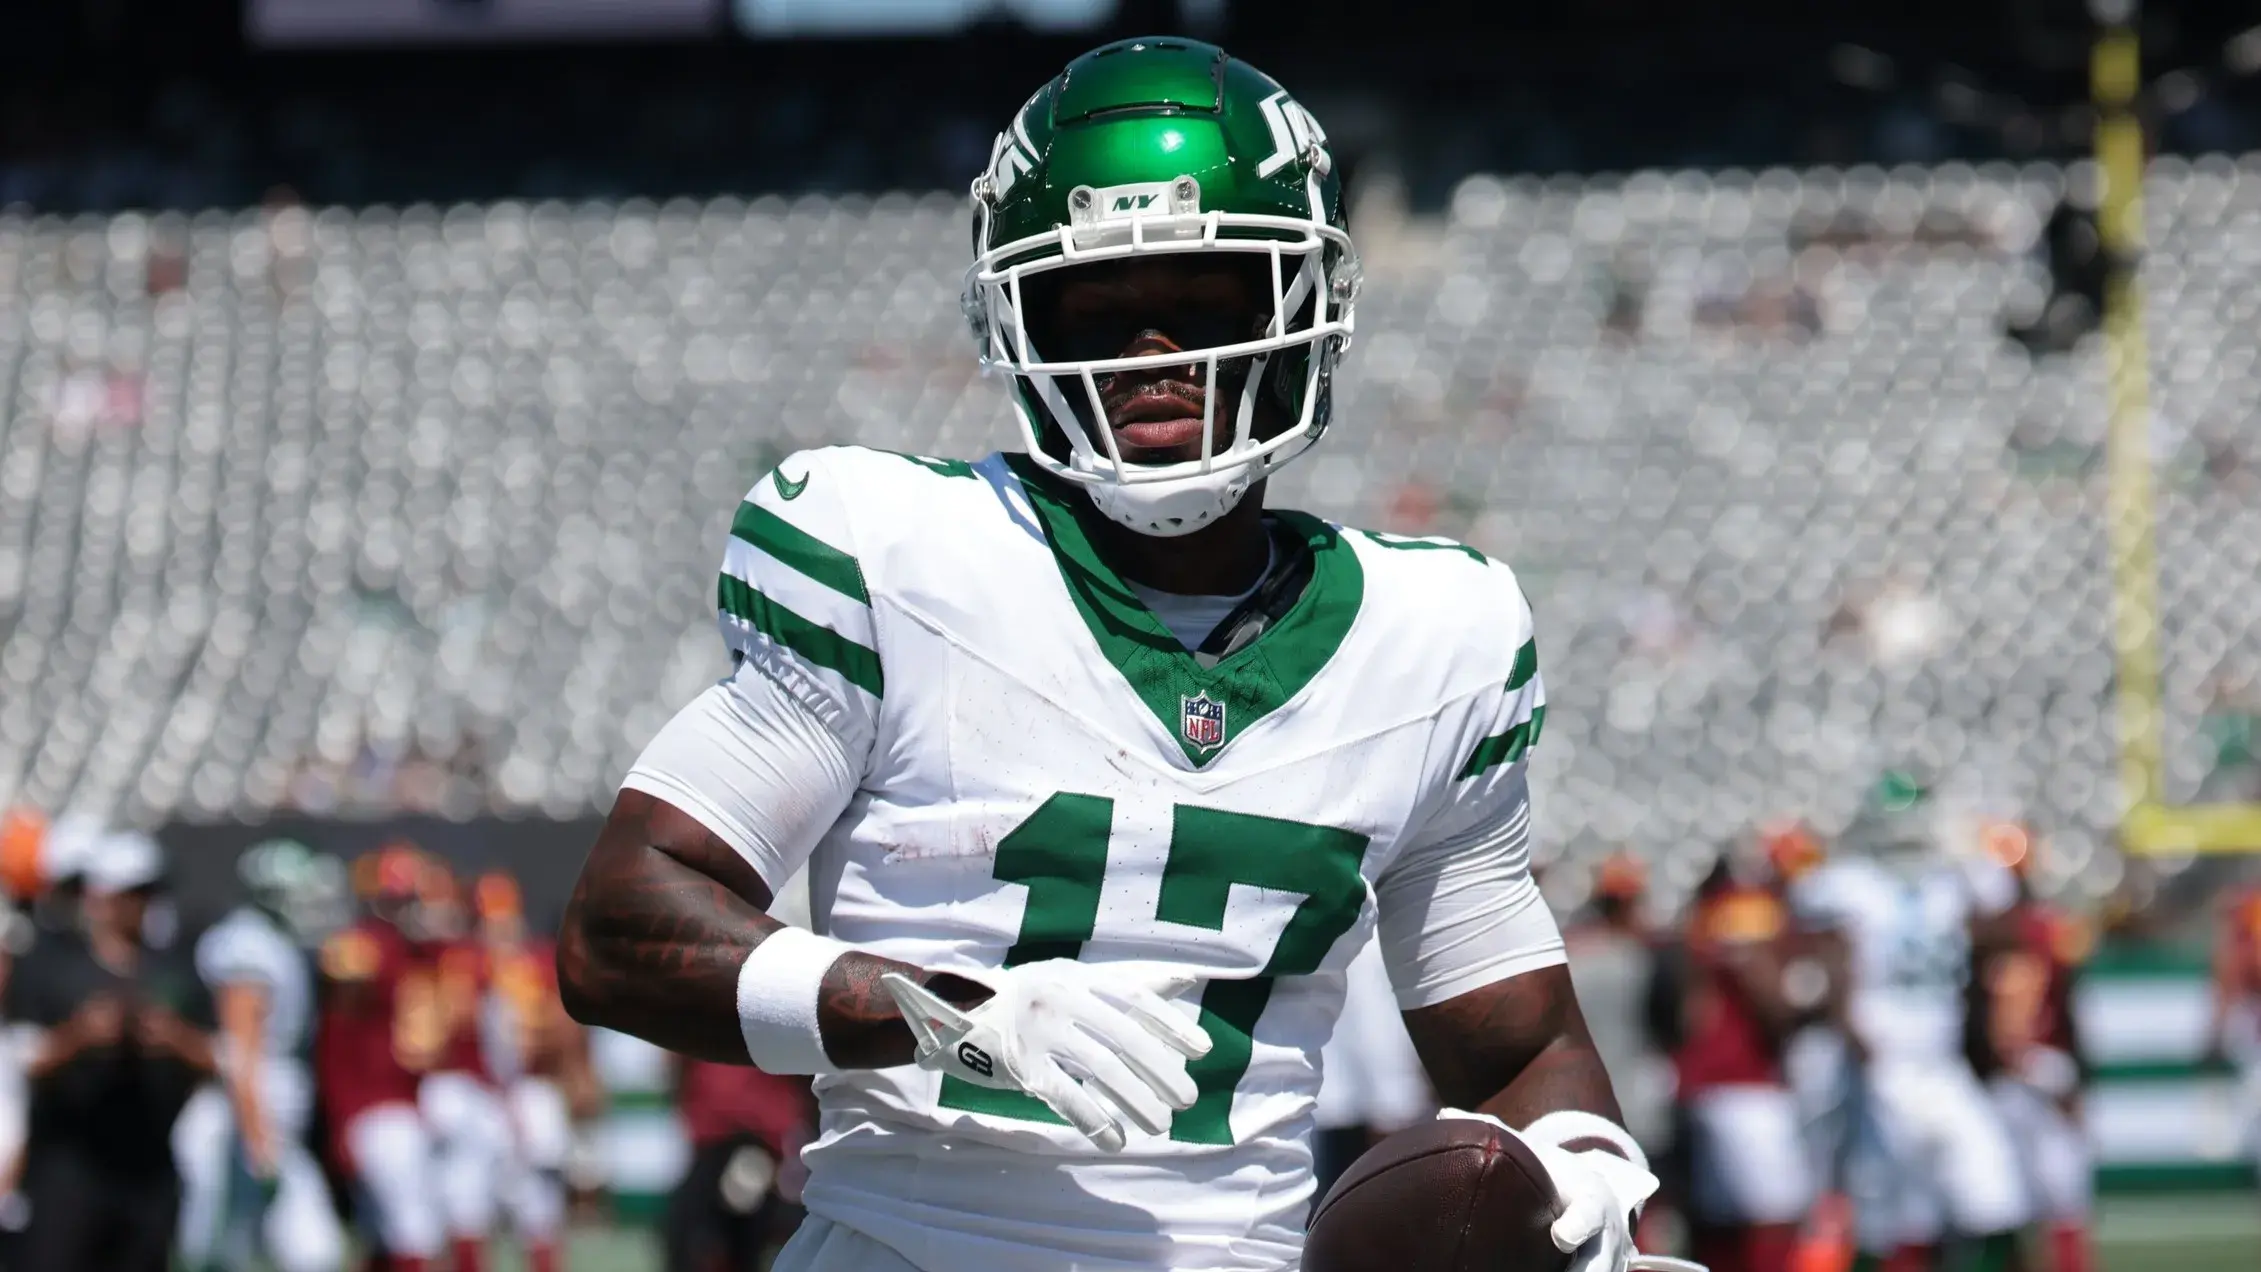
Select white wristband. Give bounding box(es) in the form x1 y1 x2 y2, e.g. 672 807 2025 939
736 926 854 1074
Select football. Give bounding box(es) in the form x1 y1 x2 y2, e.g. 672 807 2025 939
1304 1116 1569 1272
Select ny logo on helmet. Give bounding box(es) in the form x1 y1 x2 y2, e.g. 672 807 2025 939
1255 90 1330 179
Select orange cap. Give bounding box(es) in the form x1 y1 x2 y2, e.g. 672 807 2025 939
1760 819 1825 883
1594 852 1647 901
475 871 522 921
358 840 426 901
0 807 47 901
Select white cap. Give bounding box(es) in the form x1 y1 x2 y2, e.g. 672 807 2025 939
83 830 165 895
41 813 106 884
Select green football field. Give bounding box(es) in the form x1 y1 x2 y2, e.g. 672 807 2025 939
2093 1193 2261 1272
443 1192 2261 1271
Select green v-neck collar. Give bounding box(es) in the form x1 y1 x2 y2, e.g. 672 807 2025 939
1003 454 1365 768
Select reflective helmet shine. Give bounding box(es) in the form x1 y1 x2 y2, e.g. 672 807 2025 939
966 36 1360 536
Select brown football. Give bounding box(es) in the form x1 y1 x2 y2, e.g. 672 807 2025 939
1304 1116 1570 1272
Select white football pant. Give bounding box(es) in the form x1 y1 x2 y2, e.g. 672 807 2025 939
1989 1078 2091 1222
419 1071 512 1241
175 1066 346 1272
344 1103 444 1259
1685 1084 1817 1226
772 1217 920 1272
504 1077 572 1242
1847 1056 2030 1253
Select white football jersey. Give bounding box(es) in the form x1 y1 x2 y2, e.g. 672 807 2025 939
195 905 313 1059
1790 857 1982 1063
629 446 1560 1272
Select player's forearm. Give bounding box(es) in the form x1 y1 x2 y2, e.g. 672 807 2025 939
225 1063 271 1154
1404 964 1629 1150
558 790 987 1066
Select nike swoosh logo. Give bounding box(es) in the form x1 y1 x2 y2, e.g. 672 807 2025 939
772 467 809 500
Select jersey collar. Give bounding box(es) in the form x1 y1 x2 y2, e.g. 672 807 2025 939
1003 453 1363 768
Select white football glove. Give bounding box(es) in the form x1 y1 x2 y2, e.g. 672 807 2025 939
882 960 1213 1152
1436 1109 1703 1272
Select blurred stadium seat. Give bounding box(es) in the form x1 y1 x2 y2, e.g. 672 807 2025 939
1 160 2257 910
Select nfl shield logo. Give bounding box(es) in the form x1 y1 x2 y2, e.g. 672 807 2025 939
1180 692 1227 751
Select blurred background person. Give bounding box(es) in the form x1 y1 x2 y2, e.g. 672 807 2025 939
315 844 447 1272
1669 850 1818 1272
1563 853 1676 1251
1968 823 2094 1272
1790 776 2028 1272
410 859 513 1272
6 829 214 1272
476 869 598 1272
664 1057 812 1272
2209 870 2261 1227
176 838 348 1272
1564 854 1674 1167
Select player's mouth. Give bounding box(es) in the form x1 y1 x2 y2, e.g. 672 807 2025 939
1105 387 1211 461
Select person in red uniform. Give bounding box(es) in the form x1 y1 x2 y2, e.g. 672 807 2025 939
1754 822 1859 1272
402 859 514 1272
2213 879 2261 1226
476 871 597 1272
665 1057 814 1272
1674 854 1814 1272
1969 823 2092 1272
316 843 446 1272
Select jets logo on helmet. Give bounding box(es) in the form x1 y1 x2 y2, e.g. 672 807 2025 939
964 37 1361 537
1255 90 1330 179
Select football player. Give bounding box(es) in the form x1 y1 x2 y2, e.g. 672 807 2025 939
408 861 515 1272
2211 873 2261 1210
474 870 594 1272
1673 854 1814 1272
1966 824 2091 1272
315 844 447 1272
561 37 1670 1272
177 838 349 1272
1789 776 2027 1272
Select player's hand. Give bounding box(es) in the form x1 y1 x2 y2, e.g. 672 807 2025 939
1436 1110 1699 1272
883 959 1212 1152
69 995 126 1049
132 1005 194 1056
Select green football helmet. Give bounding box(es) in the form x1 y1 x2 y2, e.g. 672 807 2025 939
965 36 1361 536
238 837 351 946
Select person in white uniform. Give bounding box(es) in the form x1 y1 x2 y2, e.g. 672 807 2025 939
556 36 1692 1272
1788 776 2028 1272
176 839 349 1272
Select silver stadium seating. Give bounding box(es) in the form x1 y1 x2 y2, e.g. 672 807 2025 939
1 161 2256 911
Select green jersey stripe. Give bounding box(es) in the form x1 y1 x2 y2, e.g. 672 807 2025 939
730 501 870 606
1457 703 1547 781
718 575 884 698
1505 637 1537 692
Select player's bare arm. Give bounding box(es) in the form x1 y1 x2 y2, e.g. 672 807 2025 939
1402 963 1626 1141
557 789 987 1066
216 981 278 1170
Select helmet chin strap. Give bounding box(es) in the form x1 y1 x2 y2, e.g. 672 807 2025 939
1087 466 1255 537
